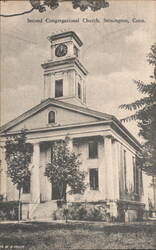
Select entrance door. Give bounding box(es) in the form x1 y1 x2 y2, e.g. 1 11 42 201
52 183 61 200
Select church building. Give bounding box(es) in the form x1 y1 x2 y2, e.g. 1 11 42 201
0 31 146 221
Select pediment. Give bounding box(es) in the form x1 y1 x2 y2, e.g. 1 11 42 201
0 99 111 134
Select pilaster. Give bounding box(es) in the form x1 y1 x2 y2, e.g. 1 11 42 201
50 73 55 98
44 73 51 99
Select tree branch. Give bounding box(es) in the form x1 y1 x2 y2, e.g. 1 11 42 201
0 7 35 17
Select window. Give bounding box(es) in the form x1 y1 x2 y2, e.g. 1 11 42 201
123 150 127 191
78 82 81 99
89 168 99 190
48 111 55 124
23 176 30 194
55 79 63 97
50 145 54 163
88 141 98 159
133 156 139 194
74 46 79 57
140 169 143 194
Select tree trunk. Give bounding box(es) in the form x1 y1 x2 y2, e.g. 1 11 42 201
18 188 21 223
58 182 67 201
63 183 67 202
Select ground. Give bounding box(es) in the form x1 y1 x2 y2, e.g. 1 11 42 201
0 221 155 249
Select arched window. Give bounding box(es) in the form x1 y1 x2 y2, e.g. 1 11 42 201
48 111 55 124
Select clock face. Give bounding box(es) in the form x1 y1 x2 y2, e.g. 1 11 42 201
55 43 68 57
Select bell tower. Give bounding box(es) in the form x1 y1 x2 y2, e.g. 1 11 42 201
41 31 88 107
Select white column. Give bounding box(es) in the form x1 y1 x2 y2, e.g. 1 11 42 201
66 137 73 201
104 135 115 200
112 139 120 200
0 147 7 199
67 137 73 152
31 143 40 203
45 146 52 201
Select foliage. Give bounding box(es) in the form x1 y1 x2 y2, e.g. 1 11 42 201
0 201 19 221
61 203 107 221
44 139 87 201
5 130 33 193
119 44 156 176
0 0 109 17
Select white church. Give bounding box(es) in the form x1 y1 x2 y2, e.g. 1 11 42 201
0 31 152 221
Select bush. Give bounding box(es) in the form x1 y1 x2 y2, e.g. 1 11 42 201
0 201 19 221
60 203 108 221
0 210 7 220
0 195 4 201
87 207 103 221
77 207 87 220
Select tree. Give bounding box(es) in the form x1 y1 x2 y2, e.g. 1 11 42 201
0 0 109 17
44 139 86 202
4 130 33 221
119 43 156 177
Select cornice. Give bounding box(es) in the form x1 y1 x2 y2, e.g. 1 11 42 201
47 31 83 47
41 57 88 76
0 120 111 137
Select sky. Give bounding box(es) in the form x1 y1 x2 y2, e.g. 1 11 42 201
0 0 155 140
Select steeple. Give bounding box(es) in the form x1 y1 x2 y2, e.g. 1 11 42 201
41 31 88 107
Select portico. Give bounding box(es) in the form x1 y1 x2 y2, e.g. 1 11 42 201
17 131 121 206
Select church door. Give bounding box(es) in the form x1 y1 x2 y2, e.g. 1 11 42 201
52 183 61 200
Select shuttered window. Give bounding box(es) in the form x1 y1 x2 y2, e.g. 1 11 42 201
55 79 63 97
123 150 127 191
88 141 98 159
89 168 99 190
78 82 81 99
23 176 30 194
133 156 139 194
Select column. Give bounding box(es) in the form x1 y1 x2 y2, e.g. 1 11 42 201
0 147 7 199
31 143 40 203
44 145 52 201
112 139 120 200
65 136 73 201
67 137 73 152
104 135 115 200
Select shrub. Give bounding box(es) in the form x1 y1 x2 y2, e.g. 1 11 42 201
0 201 19 220
0 210 7 220
87 207 103 221
0 195 4 201
77 207 87 220
64 203 108 221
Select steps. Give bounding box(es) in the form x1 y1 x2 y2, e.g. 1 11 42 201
30 200 58 220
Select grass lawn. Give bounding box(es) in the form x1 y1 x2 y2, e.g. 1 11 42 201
0 221 155 249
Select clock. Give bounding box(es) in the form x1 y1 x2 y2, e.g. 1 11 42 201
55 43 68 57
